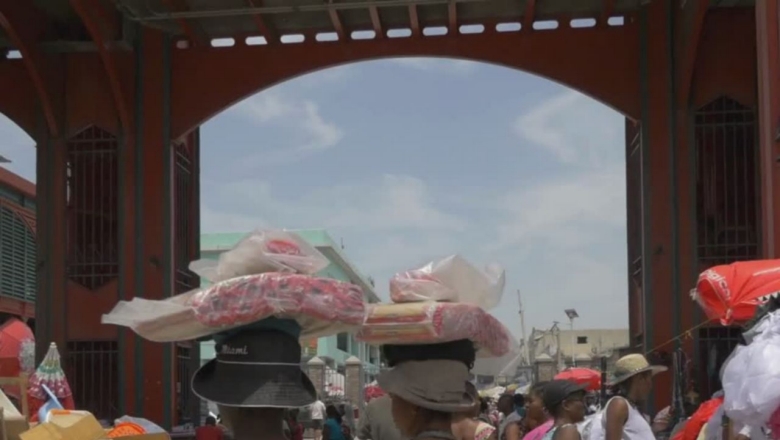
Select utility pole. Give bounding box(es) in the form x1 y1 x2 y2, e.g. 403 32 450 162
552 321 562 369
517 290 529 365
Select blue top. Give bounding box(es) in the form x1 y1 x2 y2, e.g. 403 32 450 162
325 418 346 440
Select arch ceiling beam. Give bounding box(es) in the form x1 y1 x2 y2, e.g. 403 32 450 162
244 0 276 43
523 0 537 29
161 0 206 47
171 24 640 138
328 1 346 41
408 5 421 36
448 1 458 34
370 6 384 37
0 0 59 136
601 0 615 25
677 0 709 107
70 0 131 136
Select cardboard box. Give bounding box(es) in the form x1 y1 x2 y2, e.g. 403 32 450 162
0 380 30 440
19 413 169 440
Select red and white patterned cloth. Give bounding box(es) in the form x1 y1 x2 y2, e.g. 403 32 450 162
189 273 366 328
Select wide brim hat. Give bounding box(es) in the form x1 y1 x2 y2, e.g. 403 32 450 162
191 323 316 408
606 353 667 386
378 359 477 413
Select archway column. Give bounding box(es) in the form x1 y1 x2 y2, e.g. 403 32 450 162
638 0 694 412
756 0 780 258
28 26 181 427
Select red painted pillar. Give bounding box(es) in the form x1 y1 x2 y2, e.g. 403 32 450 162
640 0 677 410
756 0 780 258
130 27 176 427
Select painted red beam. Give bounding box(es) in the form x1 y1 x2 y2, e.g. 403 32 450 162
408 4 421 36
369 6 384 38
161 0 206 47
70 0 131 136
523 0 537 30
244 0 276 43
328 3 346 41
676 0 709 107
0 0 59 136
448 1 458 35
600 0 616 25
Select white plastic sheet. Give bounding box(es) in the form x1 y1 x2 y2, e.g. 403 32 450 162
722 334 780 425
102 229 363 342
389 255 505 310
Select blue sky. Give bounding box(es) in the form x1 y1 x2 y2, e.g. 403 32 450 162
0 57 628 338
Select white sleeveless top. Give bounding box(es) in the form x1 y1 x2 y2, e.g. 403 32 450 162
590 397 654 440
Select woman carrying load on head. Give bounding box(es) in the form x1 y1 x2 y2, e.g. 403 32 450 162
190 318 321 440
378 339 487 440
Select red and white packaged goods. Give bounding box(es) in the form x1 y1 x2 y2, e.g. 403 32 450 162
357 255 519 376
102 229 367 342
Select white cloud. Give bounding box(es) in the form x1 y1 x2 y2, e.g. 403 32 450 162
490 165 626 252
227 91 344 166
387 58 479 75
513 90 624 168
201 174 465 234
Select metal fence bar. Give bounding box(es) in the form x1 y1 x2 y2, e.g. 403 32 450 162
65 340 119 420
65 126 119 290
695 96 759 269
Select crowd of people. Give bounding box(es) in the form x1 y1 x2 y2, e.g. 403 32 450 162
355 352 695 440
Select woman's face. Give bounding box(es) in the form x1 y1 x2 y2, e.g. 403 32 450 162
561 391 587 423
526 393 546 421
390 394 420 437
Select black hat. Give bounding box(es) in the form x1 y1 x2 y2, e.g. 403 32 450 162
542 380 587 412
191 327 316 408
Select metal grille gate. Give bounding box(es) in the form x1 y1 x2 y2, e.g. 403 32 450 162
65 126 120 290
695 96 759 268
694 96 758 398
625 120 644 349
65 341 119 420
173 140 199 424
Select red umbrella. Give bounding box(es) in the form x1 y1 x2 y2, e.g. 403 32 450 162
554 368 601 391
0 318 35 399
692 259 780 325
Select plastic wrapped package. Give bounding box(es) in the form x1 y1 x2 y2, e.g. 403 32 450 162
389 255 505 310
191 229 329 282
103 273 366 342
356 302 513 359
722 334 780 425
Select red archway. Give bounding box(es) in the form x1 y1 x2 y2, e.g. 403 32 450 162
0 0 775 428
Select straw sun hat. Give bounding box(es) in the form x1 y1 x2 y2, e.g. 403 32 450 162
606 353 668 386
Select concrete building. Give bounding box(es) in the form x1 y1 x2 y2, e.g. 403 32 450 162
530 327 629 374
198 229 382 377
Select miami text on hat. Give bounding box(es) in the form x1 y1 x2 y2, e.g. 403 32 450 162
220 345 249 355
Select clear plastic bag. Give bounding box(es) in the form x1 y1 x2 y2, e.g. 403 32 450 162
722 334 780 425
356 302 517 372
102 229 362 342
389 255 505 310
191 229 329 283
